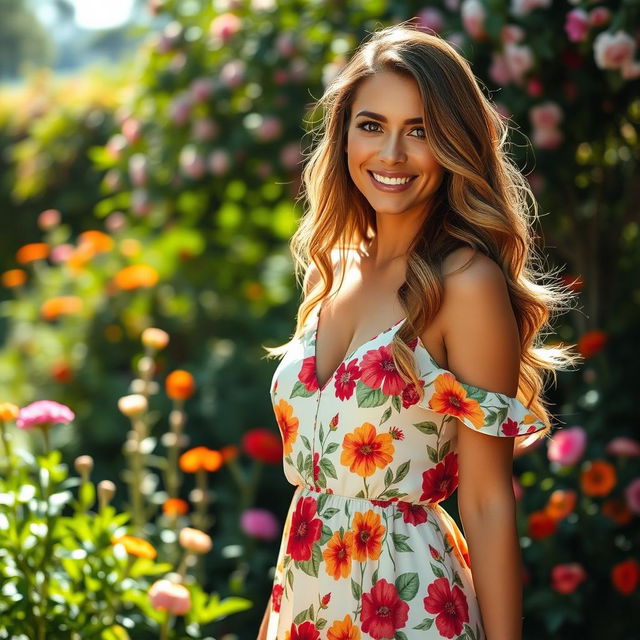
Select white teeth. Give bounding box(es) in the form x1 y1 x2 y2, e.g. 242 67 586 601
371 172 414 185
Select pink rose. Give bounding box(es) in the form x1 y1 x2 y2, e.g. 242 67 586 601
192 118 219 142
504 42 534 83
16 400 75 430
240 508 280 540
529 101 563 128
510 0 551 18
256 116 282 142
551 563 587 594
594 30 636 70
280 142 303 171
461 0 487 40
589 7 611 28
565 9 590 43
621 58 640 80
547 426 587 466
624 478 640 515
606 437 640 458
276 32 296 58
168 93 193 127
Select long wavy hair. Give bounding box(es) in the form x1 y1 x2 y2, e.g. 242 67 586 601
263 21 581 446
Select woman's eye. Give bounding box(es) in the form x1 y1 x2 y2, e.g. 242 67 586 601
356 121 425 138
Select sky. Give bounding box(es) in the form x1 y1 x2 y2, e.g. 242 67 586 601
70 0 135 29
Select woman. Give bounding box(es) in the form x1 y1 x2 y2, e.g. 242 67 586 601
259 22 579 640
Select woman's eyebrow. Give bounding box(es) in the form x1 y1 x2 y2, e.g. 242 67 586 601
355 110 424 125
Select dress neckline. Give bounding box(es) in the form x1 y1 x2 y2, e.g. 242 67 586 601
312 301 407 392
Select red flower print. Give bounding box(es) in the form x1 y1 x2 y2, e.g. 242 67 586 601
298 356 319 393
428 372 485 429
361 578 409 639
429 545 442 561
290 621 320 640
423 577 469 638
271 583 283 612
359 345 406 396
321 593 332 607
389 426 404 440
420 452 459 504
401 379 424 408
397 501 428 525
334 359 362 400
312 452 320 485
501 418 519 436
370 497 398 508
329 413 339 430
286 496 323 561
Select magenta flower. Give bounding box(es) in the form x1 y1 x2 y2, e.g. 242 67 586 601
624 478 640 515
16 400 75 430
547 426 587 466
240 508 280 541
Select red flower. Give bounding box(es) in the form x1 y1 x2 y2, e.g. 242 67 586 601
401 379 424 408
242 427 283 464
333 359 362 400
290 621 320 640
271 583 283 612
501 418 519 436
370 497 397 508
397 501 428 526
429 545 442 561
420 452 459 504
528 510 558 539
298 357 319 393
359 345 406 396
361 579 409 639
286 496 322 562
389 426 404 440
312 452 320 485
423 577 469 638
612 558 639 595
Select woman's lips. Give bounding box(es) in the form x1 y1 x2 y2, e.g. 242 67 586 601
367 170 417 193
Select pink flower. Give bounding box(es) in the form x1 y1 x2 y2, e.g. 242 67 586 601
460 0 487 40
589 7 611 28
417 8 445 34
208 150 230 176
489 53 512 85
168 92 193 126
621 58 640 80
148 579 191 615
359 345 406 397
606 437 640 458
38 209 61 230
532 126 564 150
280 142 303 171
594 30 636 70
547 426 587 466
209 12 242 43
190 78 215 103
16 400 75 430
192 118 219 142
624 478 640 515
504 43 534 83
256 116 283 142
121 118 141 144
178 527 212 554
550 563 587 594
179 145 206 180
240 508 280 540
128 153 148 187
220 59 246 88
501 24 525 44
565 9 590 43
50 244 74 265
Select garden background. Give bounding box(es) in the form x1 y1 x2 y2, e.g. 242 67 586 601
0 0 638 638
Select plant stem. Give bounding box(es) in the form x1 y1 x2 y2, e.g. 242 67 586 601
159 611 171 640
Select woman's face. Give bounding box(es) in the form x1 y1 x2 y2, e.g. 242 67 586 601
344 70 445 219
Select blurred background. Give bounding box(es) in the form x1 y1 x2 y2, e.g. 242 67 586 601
0 0 638 638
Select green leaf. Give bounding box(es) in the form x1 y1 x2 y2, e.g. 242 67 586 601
351 578 361 600
384 468 393 488
319 524 333 545
395 632 409 640
300 435 312 450
427 445 438 464
430 562 445 578
413 617 434 630
80 482 95 510
414 421 438 435
379 407 392 425
319 457 337 479
395 572 419 601
391 533 413 553
325 442 339 454
394 461 410 484
355 381 386 407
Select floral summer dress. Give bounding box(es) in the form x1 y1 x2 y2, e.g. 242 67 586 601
266 301 546 640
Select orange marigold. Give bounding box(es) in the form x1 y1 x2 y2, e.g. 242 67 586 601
1 269 27 288
78 230 114 255
16 243 49 264
163 498 189 516
41 296 84 321
580 460 617 497
112 535 157 559
179 446 223 473
611 558 639 595
545 489 577 521
220 444 239 462
166 370 196 401
113 264 159 290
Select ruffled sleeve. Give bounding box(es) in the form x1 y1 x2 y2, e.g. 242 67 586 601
416 350 547 438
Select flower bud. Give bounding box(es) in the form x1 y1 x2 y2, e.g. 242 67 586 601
178 527 213 554
98 480 116 507
142 327 170 351
169 409 185 431
117 394 148 418
188 488 205 504
74 455 94 480
161 432 178 448
148 579 191 615
137 356 155 376
0 403 20 422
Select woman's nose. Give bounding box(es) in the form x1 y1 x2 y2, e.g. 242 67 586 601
378 134 407 163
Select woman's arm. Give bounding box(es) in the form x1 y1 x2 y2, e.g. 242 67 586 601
257 600 270 640
439 251 525 640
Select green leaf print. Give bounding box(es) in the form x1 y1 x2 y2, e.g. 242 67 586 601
291 380 315 398
413 618 434 630
384 468 393 488
372 567 379 584
319 457 338 479
380 406 392 425
316 468 327 488
325 441 339 454
319 422 325 443
355 381 386 407
439 440 451 460
395 573 419 601
413 421 438 435
296 451 304 472
300 434 311 450
317 492 329 515
320 524 333 545
323 507 340 519
394 460 411 484
463 384 488 403
293 605 311 625
464 623 478 640
286 568 294 589
298 544 322 578
316 618 327 630
427 444 438 464
430 562 445 578
391 533 413 553
454 573 464 588
391 394 402 413
351 577 362 600
394 631 409 640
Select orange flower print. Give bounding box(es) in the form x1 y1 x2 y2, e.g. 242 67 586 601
428 372 485 429
323 530 354 579
351 510 385 562
580 460 617 497
340 422 394 477
274 399 299 456
327 614 362 640
445 530 471 569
